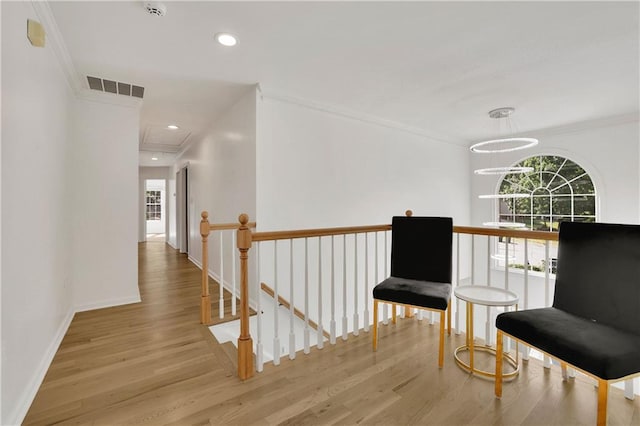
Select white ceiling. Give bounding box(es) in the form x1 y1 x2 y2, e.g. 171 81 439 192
50 1 639 162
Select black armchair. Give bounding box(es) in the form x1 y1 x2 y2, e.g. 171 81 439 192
372 215 453 367
495 221 640 425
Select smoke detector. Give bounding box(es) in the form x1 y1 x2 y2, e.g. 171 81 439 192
144 2 167 17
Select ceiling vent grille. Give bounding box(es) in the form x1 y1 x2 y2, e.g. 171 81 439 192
87 76 144 98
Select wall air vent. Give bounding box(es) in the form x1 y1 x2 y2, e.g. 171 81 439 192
86 76 144 99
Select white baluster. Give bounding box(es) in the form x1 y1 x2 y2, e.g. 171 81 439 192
304 238 310 354
317 237 324 349
273 241 280 365
353 233 359 336
364 233 370 332
289 239 295 360
455 233 461 335
219 231 224 319
232 231 237 316
342 234 348 340
522 238 530 360
624 380 635 400
544 240 551 368
256 243 263 372
383 231 389 325
330 235 336 344
486 236 491 345
504 237 510 351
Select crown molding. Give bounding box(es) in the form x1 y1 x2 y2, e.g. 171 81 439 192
530 112 639 138
30 1 84 94
260 89 467 148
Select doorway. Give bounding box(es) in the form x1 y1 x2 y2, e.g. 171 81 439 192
177 166 189 254
145 179 166 242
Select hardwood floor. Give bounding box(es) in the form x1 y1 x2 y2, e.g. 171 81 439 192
25 242 639 425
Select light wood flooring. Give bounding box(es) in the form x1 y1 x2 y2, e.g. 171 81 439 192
24 242 640 425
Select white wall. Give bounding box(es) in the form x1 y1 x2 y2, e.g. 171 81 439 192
2 4 143 422
172 88 257 268
470 116 640 226
71 97 141 311
138 167 171 242
255 95 471 336
257 95 470 230
1 2 75 423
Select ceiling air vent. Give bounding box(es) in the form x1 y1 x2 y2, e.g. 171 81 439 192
144 2 167 17
86 76 144 99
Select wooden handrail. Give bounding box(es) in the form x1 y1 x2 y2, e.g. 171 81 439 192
252 224 558 242
261 283 331 339
210 222 256 231
453 225 558 241
252 224 391 242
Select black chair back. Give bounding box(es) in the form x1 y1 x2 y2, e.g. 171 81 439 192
553 221 640 335
390 216 453 283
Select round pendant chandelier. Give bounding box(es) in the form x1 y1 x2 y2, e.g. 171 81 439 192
470 137 538 154
473 106 539 209
470 108 538 154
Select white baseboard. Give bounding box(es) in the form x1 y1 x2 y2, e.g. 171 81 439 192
75 295 142 313
7 307 75 426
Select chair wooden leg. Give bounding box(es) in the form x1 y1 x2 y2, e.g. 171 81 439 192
438 311 445 368
495 330 503 398
373 300 378 351
597 379 608 426
392 304 397 324
447 304 451 336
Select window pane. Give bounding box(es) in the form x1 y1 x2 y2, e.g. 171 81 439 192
574 195 596 216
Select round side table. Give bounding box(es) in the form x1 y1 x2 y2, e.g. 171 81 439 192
454 285 520 379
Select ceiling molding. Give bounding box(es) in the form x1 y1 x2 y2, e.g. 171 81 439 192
76 88 143 109
524 112 640 139
31 1 84 94
260 89 467 148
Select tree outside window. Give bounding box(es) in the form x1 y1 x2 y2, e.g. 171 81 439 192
496 155 596 273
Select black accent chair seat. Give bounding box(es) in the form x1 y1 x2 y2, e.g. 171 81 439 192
495 222 640 426
372 216 453 367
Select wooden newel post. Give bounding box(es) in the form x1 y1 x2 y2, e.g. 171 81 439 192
237 213 255 380
200 211 211 325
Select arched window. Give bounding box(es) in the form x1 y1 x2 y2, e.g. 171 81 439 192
498 155 597 231
495 155 597 273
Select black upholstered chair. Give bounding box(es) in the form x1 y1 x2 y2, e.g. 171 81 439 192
372 216 453 367
495 221 640 426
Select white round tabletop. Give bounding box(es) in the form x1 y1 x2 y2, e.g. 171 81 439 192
454 285 519 307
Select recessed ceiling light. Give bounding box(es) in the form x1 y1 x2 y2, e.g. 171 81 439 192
215 33 238 47
151 157 159 161
167 124 179 130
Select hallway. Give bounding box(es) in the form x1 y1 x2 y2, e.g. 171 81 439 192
23 243 640 425
24 242 237 424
